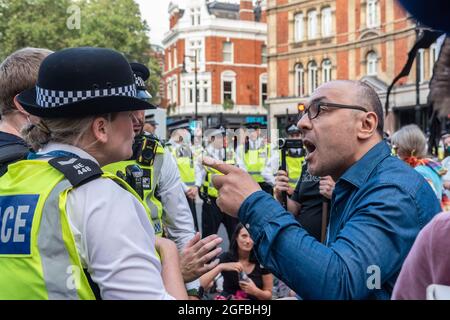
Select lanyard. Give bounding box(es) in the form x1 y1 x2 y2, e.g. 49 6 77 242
27 150 80 160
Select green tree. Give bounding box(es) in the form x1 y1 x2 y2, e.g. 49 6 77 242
0 0 162 105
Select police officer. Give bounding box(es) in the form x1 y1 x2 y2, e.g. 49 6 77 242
235 122 272 195
0 47 186 299
262 123 305 191
103 64 222 289
166 122 200 231
197 127 238 242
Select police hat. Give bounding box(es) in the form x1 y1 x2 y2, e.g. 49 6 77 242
168 119 191 132
286 123 300 135
17 47 156 118
130 62 152 101
146 114 159 126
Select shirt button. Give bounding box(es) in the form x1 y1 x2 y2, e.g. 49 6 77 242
245 223 250 229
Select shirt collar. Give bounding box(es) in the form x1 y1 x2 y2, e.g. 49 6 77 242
39 142 99 165
339 140 391 188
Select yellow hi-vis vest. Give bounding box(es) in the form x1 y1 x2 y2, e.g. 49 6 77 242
0 159 146 300
241 145 270 183
168 146 196 187
203 154 235 198
279 151 304 189
103 142 165 236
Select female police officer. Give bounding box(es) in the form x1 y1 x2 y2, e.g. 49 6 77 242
0 47 187 300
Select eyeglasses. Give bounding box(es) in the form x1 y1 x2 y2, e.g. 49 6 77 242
301 101 368 120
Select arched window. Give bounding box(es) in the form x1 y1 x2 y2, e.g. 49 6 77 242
308 61 318 95
367 51 378 76
295 64 305 97
322 59 332 83
308 10 317 39
294 13 304 42
321 7 332 37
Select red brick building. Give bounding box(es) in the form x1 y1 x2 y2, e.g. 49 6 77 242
162 0 268 128
267 0 443 134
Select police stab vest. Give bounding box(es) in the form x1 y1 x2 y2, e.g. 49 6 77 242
241 145 270 183
103 141 165 236
168 146 196 187
0 157 147 299
279 151 304 188
203 155 235 198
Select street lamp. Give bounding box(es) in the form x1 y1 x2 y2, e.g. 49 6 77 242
182 51 198 120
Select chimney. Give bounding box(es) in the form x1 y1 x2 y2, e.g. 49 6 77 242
240 0 254 21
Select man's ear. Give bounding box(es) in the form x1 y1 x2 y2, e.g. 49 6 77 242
357 111 378 139
13 95 28 115
91 116 109 144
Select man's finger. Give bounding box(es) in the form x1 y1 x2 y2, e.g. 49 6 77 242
203 156 238 175
212 174 227 190
191 234 220 252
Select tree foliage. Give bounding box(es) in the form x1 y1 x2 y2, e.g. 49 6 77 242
0 0 162 102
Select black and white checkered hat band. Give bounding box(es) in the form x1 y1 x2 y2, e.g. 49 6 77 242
36 84 137 108
134 75 146 88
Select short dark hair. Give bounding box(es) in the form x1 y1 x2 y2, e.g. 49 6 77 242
357 82 384 136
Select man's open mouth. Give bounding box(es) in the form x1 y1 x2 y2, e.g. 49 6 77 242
303 139 317 161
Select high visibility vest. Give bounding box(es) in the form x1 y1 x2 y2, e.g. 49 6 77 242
203 155 235 198
279 151 304 188
103 143 165 236
167 146 196 187
241 145 270 183
0 159 145 300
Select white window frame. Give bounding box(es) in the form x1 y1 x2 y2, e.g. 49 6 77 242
261 45 268 64
223 41 233 63
367 51 378 76
221 71 236 104
294 13 304 42
308 10 317 39
260 73 268 107
367 0 378 28
418 49 425 83
308 61 318 95
295 64 305 97
321 7 332 37
322 59 332 83
168 50 172 71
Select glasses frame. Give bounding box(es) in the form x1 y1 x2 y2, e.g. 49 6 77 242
303 101 368 120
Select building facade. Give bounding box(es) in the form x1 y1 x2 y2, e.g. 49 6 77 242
267 0 442 135
162 0 269 129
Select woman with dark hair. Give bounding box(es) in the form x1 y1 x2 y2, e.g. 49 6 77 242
200 223 273 300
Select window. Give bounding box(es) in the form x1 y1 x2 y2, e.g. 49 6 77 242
188 40 203 67
173 47 177 68
223 41 233 63
308 10 317 39
260 74 268 107
430 43 439 76
418 49 425 83
367 51 378 76
308 61 318 95
295 64 305 97
190 7 201 26
321 7 332 37
367 0 378 28
221 71 236 103
261 45 268 64
168 50 172 71
294 13 304 42
322 59 332 83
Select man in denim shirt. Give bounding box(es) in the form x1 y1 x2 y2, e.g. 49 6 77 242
204 80 440 299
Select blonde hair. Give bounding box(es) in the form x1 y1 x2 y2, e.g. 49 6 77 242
391 124 428 159
0 48 52 116
21 116 99 151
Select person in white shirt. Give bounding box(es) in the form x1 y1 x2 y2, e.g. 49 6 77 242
6 47 186 299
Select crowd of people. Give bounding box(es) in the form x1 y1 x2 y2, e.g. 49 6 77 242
1 41 450 300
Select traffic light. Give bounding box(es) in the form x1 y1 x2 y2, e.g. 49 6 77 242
297 102 306 113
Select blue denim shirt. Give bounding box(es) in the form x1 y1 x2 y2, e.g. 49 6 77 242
238 141 440 299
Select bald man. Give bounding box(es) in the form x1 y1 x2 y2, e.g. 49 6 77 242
203 80 440 299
